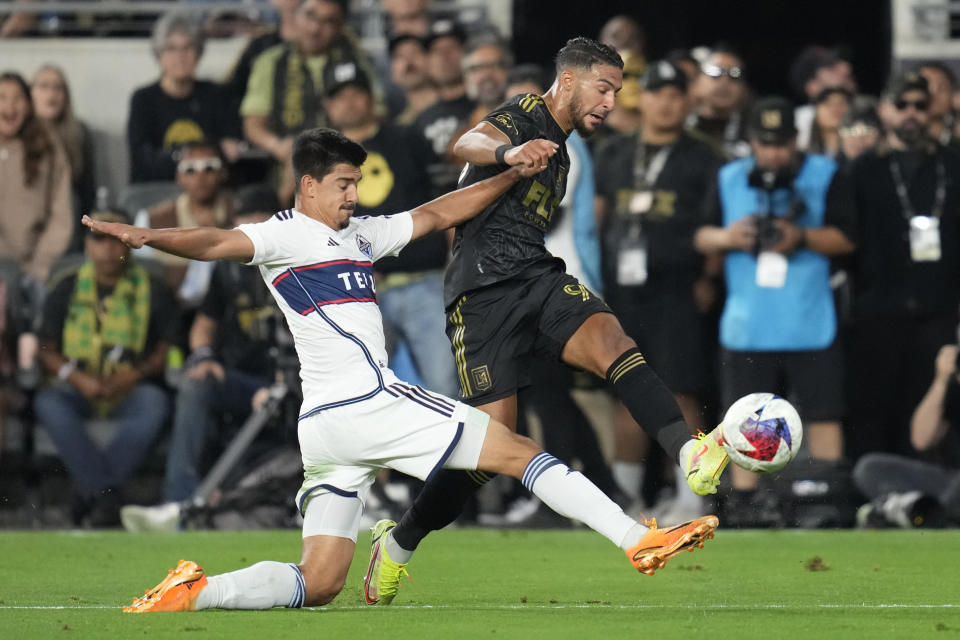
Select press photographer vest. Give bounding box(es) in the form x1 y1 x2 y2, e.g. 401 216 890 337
718 154 837 351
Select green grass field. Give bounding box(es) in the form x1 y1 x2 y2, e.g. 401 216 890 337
1 528 959 639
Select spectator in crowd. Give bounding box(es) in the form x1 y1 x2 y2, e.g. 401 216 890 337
323 64 456 397
666 49 700 85
790 46 857 151
146 140 235 306
848 71 960 460
0 71 73 287
388 33 438 125
695 97 856 526
803 87 853 158
383 0 431 37
222 0 302 131
412 20 473 165
33 210 174 526
595 61 722 520
120 186 285 532
128 11 241 183
687 46 751 159
598 14 646 73
853 326 960 528
915 61 957 147
30 64 97 239
0 0 37 38
505 64 547 100
461 36 510 129
838 101 883 163
0 258 30 461
241 0 374 203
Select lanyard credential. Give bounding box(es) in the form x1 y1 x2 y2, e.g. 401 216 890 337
889 153 946 221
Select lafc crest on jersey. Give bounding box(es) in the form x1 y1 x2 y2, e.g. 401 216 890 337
491 112 517 134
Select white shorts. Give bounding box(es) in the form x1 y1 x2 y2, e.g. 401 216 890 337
296 376 490 538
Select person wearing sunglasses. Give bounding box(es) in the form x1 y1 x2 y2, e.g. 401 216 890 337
146 140 234 305
687 46 751 160
847 70 960 464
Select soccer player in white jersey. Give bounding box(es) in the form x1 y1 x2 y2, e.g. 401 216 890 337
85 128 717 613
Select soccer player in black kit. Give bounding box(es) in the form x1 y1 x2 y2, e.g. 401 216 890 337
365 37 731 605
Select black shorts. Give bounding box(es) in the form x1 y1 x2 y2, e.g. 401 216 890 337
446 267 611 405
719 341 845 423
608 287 707 394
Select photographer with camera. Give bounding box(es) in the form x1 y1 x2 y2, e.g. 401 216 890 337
695 96 856 527
851 325 960 528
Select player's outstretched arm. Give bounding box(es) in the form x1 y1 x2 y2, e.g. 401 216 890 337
409 164 544 240
81 215 255 263
454 122 558 169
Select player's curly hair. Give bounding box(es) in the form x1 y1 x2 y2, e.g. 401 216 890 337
292 128 367 189
554 37 623 74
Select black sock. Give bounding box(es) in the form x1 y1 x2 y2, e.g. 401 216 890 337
606 347 690 461
391 468 494 552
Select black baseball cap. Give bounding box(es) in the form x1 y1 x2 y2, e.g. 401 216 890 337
388 32 426 57
324 61 372 98
884 69 930 101
749 96 797 144
424 19 467 49
642 60 688 93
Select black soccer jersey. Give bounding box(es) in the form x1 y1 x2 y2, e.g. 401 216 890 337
444 93 571 307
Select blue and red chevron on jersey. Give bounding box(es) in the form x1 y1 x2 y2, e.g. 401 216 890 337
272 259 376 315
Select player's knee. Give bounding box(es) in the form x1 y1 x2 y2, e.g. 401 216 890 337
303 573 346 607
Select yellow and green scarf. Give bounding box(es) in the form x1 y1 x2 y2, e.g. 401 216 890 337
62 261 151 412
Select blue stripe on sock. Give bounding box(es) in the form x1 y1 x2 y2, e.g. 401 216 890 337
521 453 563 491
521 453 554 487
288 563 305 608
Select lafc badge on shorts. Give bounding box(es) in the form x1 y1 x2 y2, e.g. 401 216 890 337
471 365 492 392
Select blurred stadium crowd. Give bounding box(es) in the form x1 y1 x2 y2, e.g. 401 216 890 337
1 0 959 532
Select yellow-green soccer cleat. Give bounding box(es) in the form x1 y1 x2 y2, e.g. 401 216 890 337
685 426 730 495
363 519 409 605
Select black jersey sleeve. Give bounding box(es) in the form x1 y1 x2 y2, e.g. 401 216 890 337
480 95 541 146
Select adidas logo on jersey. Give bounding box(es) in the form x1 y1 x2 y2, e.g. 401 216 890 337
328 238 339 246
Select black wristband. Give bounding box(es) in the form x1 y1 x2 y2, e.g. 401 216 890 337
494 144 514 165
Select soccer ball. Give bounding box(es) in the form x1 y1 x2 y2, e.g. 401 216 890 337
720 393 803 473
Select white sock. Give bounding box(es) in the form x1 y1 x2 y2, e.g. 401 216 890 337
384 531 413 564
522 453 647 550
195 561 304 610
612 461 645 501
673 464 704 508
678 439 695 468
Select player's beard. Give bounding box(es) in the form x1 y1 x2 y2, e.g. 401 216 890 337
567 91 592 138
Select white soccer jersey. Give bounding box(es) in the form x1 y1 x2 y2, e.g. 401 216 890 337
237 208 413 420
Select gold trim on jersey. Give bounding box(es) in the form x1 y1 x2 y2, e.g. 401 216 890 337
449 295 472 396
609 352 647 383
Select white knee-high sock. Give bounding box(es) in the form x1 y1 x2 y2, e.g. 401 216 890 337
522 453 648 550
195 561 304 610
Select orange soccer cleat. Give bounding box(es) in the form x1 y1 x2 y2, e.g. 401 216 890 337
123 560 207 613
625 515 719 575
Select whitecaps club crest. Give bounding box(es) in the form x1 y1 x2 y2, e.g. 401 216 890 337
356 234 373 259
